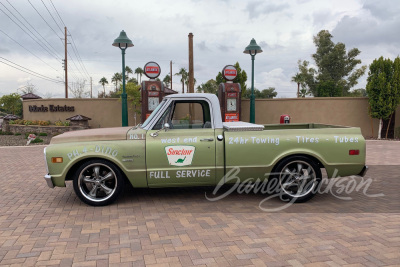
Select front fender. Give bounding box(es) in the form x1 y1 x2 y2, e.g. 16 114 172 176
45 140 146 187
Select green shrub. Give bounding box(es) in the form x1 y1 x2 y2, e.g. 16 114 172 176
14 133 21 136
31 137 43 143
63 121 70 126
38 132 48 136
0 131 13 135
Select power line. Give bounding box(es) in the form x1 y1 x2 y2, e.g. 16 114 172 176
49 0 66 27
0 29 60 73
0 57 63 84
40 0 63 34
0 4 61 61
5 0 63 59
28 0 62 40
69 32 91 80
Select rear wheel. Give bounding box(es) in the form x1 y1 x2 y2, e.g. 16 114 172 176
272 156 321 203
73 159 124 206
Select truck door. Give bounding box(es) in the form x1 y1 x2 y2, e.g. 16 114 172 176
146 99 216 186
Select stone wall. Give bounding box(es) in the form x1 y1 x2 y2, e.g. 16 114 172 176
5 124 86 135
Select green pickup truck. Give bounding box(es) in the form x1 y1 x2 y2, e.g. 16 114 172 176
44 93 367 206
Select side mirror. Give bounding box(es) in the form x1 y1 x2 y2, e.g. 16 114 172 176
150 123 170 137
164 123 170 131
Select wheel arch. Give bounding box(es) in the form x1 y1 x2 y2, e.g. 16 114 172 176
271 153 325 174
65 157 128 182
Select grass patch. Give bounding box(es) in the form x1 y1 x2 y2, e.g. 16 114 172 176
38 132 48 136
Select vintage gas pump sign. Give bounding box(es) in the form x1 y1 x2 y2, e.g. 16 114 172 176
218 65 242 122
141 61 165 123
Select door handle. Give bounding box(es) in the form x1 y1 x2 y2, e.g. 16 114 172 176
200 138 214 142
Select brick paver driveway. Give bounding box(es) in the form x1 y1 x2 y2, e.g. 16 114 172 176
0 141 399 266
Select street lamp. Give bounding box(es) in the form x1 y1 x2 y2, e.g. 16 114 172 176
243 38 262 124
112 30 134 126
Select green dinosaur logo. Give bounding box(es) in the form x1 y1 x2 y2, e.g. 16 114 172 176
175 156 186 163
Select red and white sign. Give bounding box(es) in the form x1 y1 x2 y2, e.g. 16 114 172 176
144 61 161 79
225 113 239 122
165 146 196 166
222 65 237 81
227 92 237 98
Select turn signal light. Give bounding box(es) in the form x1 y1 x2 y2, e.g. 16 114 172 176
349 150 359 155
51 157 63 163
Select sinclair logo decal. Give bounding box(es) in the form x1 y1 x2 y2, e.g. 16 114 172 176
165 146 196 167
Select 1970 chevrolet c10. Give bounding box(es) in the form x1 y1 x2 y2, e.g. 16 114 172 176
44 93 368 206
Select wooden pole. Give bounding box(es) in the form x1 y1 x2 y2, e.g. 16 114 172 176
64 27 68 98
188 33 194 93
170 60 172 90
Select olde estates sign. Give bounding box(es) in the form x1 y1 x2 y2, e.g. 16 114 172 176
29 105 75 112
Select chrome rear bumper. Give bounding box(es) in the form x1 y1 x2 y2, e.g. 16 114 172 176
44 174 54 188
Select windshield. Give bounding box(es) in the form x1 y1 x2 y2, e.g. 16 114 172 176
141 98 167 128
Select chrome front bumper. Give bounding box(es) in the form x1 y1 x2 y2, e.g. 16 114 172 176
44 174 54 188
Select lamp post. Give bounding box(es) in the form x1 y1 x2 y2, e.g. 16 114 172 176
243 38 262 124
113 30 134 126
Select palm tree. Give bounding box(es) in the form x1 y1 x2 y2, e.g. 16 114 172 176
175 68 188 93
163 74 171 88
291 72 305 98
125 66 133 80
98 77 108 98
111 73 122 90
135 67 144 84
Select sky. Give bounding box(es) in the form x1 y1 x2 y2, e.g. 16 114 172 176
0 0 399 98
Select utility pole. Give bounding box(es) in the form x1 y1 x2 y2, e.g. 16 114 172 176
188 33 194 93
90 77 93 98
64 27 68 98
170 60 172 90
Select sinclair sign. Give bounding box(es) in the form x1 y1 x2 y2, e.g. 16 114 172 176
222 65 237 81
144 61 161 79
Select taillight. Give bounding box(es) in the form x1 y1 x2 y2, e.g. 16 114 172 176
349 150 359 155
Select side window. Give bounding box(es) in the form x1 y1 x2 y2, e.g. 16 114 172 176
152 100 212 130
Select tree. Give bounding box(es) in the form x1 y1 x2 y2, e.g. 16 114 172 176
111 73 122 90
18 82 37 95
135 67 144 84
216 62 248 97
163 74 171 88
297 30 366 97
125 66 133 80
98 77 108 98
291 72 305 98
175 68 188 93
125 82 142 125
197 79 218 94
243 87 277 99
0 93 22 115
127 77 138 85
366 56 400 139
70 80 89 98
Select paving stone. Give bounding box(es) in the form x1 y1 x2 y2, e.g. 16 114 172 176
0 141 399 266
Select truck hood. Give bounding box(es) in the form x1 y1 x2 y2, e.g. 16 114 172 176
50 127 131 144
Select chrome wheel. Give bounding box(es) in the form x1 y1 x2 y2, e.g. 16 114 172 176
77 163 117 203
279 160 317 198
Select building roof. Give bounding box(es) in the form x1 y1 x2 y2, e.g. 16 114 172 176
3 114 20 120
164 87 178 95
21 93 42 100
66 115 92 121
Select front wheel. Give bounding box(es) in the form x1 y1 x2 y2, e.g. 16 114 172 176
73 159 124 206
272 156 322 203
